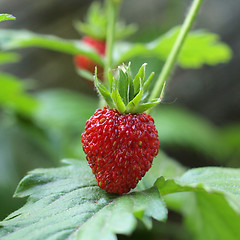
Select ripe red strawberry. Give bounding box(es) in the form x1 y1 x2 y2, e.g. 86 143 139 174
81 108 159 194
81 63 161 194
74 36 106 80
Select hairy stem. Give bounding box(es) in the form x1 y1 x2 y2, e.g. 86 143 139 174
149 0 203 101
104 0 120 84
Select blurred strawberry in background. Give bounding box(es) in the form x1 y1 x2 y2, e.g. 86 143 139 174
74 36 106 81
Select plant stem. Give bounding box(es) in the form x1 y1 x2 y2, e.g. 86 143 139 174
149 0 203 101
99 0 121 108
104 0 120 84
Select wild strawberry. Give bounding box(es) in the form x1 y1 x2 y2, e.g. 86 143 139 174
81 63 161 194
74 36 105 80
73 2 137 82
81 108 159 194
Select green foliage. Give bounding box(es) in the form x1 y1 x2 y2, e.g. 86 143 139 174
137 151 186 191
158 28 232 68
220 125 240 164
75 68 95 82
74 1 137 40
34 90 97 133
0 30 103 65
0 2 238 240
184 193 240 240
1 154 240 239
114 28 232 68
156 166 240 213
0 119 55 220
160 165 240 239
0 159 167 240
0 27 231 69
152 106 228 160
74 2 107 40
0 14 15 22
26 89 240 161
0 46 52 219
0 73 38 116
95 63 160 114
33 90 98 159
0 52 20 64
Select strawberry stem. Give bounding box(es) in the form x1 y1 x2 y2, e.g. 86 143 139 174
104 0 121 83
149 0 203 102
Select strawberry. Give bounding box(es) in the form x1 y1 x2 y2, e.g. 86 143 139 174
74 36 106 80
81 63 161 194
73 2 137 82
81 108 159 194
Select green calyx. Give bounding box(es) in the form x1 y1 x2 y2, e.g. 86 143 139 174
95 63 163 114
74 1 137 41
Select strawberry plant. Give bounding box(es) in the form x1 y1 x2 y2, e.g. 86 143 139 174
81 70 160 194
1 1 240 240
74 36 106 80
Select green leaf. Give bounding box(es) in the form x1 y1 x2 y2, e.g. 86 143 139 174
114 42 148 66
0 73 38 116
144 151 240 240
0 160 167 240
114 28 232 68
108 70 114 91
115 23 138 41
184 192 240 240
94 73 115 109
134 99 160 113
138 151 186 191
126 84 143 113
143 72 155 92
155 27 233 68
117 68 129 105
125 64 134 102
103 63 159 113
156 167 240 213
0 30 103 65
111 87 126 114
133 63 146 95
74 2 106 40
0 14 15 22
0 28 231 69
74 2 137 40
0 52 20 65
76 68 94 82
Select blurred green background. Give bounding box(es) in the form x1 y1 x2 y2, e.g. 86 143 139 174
0 0 240 239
